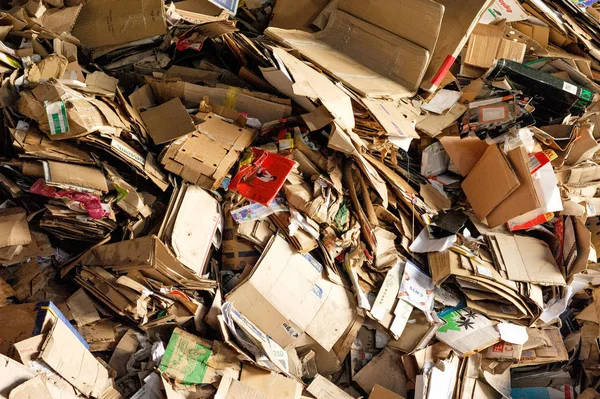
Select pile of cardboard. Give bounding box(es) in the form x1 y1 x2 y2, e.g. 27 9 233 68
0 0 600 398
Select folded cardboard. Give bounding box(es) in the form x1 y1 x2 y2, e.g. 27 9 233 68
464 24 527 69
17 81 126 140
461 144 520 221
305 374 354 399
487 233 566 286
160 113 256 190
266 0 445 98
159 183 222 276
369 385 405 399
80 235 217 290
159 328 240 385
39 315 111 397
42 161 108 195
72 0 167 48
215 376 268 399
227 234 357 351
0 208 31 249
420 0 493 92
141 98 196 145
240 364 302 399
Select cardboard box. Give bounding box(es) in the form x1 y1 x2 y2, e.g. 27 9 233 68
240 364 303 399
80 235 217 290
461 145 520 221
17 81 126 140
369 385 405 399
160 113 256 190
42 161 108 195
0 208 31 249
435 308 500 356
39 315 111 397
464 25 526 69
227 234 357 352
72 0 167 48
353 348 408 398
420 0 493 92
487 233 566 286
141 98 197 145
158 183 222 276
266 0 444 98
215 376 269 399
159 328 240 385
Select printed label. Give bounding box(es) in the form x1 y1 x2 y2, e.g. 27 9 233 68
563 81 578 96
45 101 69 135
111 139 146 166
477 265 493 278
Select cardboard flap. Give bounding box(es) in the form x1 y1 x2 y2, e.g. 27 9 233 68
439 136 489 176
266 8 431 98
486 146 541 228
227 234 356 351
461 145 520 221
0 208 31 248
39 318 110 397
44 161 108 193
72 0 166 48
141 98 196 145
488 234 566 286
167 185 221 276
336 0 443 53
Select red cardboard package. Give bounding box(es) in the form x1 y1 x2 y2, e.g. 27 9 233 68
229 148 296 206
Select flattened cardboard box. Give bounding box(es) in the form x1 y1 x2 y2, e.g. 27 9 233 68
227 234 356 352
240 364 302 399
266 0 444 98
141 98 196 145
159 184 222 276
0 208 31 248
464 24 526 69
72 0 166 48
161 113 256 190
487 233 566 286
461 144 519 221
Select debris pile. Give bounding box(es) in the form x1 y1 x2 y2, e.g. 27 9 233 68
0 0 599 398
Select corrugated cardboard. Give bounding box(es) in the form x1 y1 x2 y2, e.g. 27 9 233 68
439 136 488 177
464 25 526 69
0 353 34 399
0 303 36 358
270 0 330 31
215 376 269 399
39 317 110 398
421 0 493 92
306 375 354 399
369 385 405 399
0 208 31 249
142 98 196 144
43 161 108 194
227 234 357 352
266 0 444 98
161 113 256 190
487 233 566 286
81 235 217 290
240 364 302 399
148 79 292 123
72 0 166 48
17 81 126 140
353 348 408 397
10 125 92 164
160 184 222 276
461 145 520 221
159 328 240 385
486 146 540 228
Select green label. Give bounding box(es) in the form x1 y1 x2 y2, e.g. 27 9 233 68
159 330 212 385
